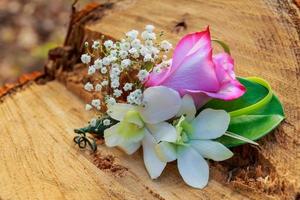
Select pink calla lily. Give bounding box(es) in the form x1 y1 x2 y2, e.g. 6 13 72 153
145 27 246 107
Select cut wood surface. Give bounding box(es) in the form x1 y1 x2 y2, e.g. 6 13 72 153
0 82 138 200
0 82 248 200
1 0 300 199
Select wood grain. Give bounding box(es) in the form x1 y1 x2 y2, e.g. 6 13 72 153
0 82 137 200
0 82 248 200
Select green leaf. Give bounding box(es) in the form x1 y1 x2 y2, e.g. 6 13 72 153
204 77 284 147
144 61 154 71
212 39 231 55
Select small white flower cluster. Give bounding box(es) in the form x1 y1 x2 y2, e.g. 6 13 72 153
81 24 173 111
84 82 93 91
105 96 116 106
81 54 91 64
123 83 133 91
85 98 101 111
160 40 172 52
137 69 149 82
89 117 111 127
127 89 143 105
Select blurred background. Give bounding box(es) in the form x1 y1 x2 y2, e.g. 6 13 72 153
0 0 94 86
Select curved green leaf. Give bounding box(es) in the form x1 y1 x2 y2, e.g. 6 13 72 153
212 39 231 55
204 77 284 147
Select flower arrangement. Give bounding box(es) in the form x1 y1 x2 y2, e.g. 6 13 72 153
74 25 284 189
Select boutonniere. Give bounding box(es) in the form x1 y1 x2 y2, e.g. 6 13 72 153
74 25 284 189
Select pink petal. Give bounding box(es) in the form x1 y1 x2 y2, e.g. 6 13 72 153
162 48 220 93
172 26 212 72
146 27 246 108
187 79 246 105
206 79 246 100
145 67 170 87
213 53 235 82
146 27 213 87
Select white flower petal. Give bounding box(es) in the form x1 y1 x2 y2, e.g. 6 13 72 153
107 103 137 121
176 94 196 121
146 122 177 142
139 86 181 124
104 124 122 147
191 108 230 139
119 141 141 155
177 146 209 189
190 140 233 161
142 130 167 179
117 121 146 143
155 142 177 162
104 122 145 149
123 110 144 128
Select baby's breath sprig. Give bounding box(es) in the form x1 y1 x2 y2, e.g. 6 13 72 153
81 24 173 118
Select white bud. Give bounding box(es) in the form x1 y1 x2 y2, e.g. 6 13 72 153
145 24 155 32
108 55 117 62
84 82 94 92
88 65 96 75
111 67 121 76
137 69 149 82
151 47 160 55
103 119 111 126
123 83 133 91
160 40 172 51
111 79 120 89
104 40 114 49
131 39 141 48
92 41 100 49
110 49 118 56
128 47 137 54
121 59 131 68
85 104 92 111
81 54 91 64
113 89 123 98
120 42 131 51
102 57 111 66
101 80 109 86
119 50 128 59
95 83 102 91
143 54 153 62
94 59 103 69
141 31 156 40
100 67 108 74
105 96 116 106
127 89 142 105
90 118 97 127
91 99 101 108
126 30 139 40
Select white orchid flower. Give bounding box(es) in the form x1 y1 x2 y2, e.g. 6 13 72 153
155 95 233 189
104 86 181 178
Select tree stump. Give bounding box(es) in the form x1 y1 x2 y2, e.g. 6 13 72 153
1 1 299 199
